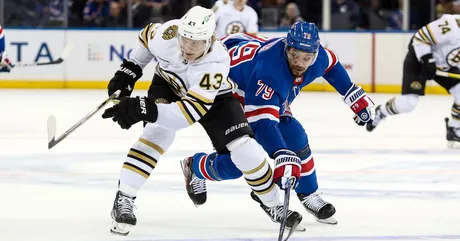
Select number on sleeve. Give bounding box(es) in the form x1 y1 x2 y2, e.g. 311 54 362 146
438 20 451 35
228 42 261 67
256 80 274 100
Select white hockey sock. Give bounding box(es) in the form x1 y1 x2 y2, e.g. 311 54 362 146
227 136 280 207
119 124 174 197
449 102 460 128
381 94 419 116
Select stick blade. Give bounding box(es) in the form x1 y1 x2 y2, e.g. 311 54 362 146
47 115 57 149
60 43 74 60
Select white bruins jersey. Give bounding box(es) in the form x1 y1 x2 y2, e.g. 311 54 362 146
213 2 258 39
412 14 460 71
129 20 235 131
212 0 232 11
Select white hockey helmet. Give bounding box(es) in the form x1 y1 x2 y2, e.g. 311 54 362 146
178 6 216 41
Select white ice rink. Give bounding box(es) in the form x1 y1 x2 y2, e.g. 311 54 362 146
1 89 459 241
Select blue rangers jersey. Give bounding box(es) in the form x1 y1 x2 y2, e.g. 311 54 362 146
221 33 354 157
0 26 4 58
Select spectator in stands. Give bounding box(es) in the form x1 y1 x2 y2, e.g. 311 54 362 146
454 0 460 12
279 2 304 27
331 0 357 14
436 0 454 18
83 0 110 27
131 0 152 27
107 0 127 27
350 0 370 30
147 0 169 22
46 0 68 26
69 0 88 26
387 0 403 30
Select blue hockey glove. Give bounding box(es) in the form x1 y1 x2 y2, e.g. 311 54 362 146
343 84 375 126
0 55 13 72
273 149 301 190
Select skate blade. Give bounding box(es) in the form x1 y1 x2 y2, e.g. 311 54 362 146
286 223 306 232
283 219 301 241
447 141 460 149
110 221 133 236
316 216 338 225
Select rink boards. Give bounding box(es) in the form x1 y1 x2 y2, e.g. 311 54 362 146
0 29 448 94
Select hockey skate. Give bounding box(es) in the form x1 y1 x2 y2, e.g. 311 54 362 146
110 191 137 236
445 118 460 148
366 105 385 132
250 191 305 232
298 192 337 225
181 157 207 206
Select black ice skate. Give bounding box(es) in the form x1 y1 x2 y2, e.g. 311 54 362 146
110 191 137 236
366 105 385 132
180 157 207 206
445 117 460 148
250 191 305 231
298 192 337 225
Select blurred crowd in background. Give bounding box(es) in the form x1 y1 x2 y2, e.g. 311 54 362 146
2 0 457 30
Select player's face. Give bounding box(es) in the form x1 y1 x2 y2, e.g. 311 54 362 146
178 35 208 61
286 48 316 77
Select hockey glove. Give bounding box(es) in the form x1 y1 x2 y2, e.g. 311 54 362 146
0 55 13 72
420 53 437 80
108 59 143 98
343 84 375 126
273 149 301 190
102 96 157 130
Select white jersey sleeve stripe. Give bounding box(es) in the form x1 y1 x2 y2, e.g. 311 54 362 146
413 36 430 45
421 26 434 44
324 48 338 73
247 114 279 123
426 24 438 44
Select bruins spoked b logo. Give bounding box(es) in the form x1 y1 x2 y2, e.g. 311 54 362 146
226 21 245 35
447 47 460 67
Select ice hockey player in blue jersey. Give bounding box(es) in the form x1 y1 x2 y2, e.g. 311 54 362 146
0 25 14 72
180 21 375 226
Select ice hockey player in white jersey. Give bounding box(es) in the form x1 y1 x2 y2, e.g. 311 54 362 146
212 0 231 10
367 13 460 148
101 6 302 235
213 0 258 39
0 25 14 72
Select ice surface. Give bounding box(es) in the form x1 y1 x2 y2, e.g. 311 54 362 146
1 90 459 241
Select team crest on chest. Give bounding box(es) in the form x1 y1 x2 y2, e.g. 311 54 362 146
446 47 460 68
226 21 245 35
162 25 178 40
294 76 304 85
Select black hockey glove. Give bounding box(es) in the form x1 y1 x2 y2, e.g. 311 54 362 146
107 59 143 98
420 53 437 80
102 96 158 130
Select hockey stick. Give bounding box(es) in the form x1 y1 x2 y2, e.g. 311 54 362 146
436 70 460 79
47 90 121 149
15 43 73 68
277 177 299 241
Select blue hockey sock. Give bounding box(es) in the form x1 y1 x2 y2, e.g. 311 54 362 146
191 152 243 181
294 151 319 195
